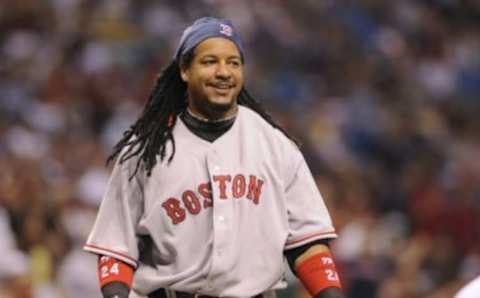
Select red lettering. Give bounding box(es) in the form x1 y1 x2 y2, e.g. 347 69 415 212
198 182 213 208
213 175 231 199
247 175 264 204
232 174 246 198
182 190 201 215
161 198 186 224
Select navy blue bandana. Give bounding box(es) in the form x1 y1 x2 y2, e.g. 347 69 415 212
174 17 245 62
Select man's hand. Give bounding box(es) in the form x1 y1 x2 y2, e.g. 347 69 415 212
102 282 129 298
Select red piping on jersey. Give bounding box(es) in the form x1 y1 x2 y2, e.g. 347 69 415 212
286 230 337 246
84 244 138 265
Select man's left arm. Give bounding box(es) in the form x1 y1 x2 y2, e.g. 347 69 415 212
285 240 345 298
282 152 344 297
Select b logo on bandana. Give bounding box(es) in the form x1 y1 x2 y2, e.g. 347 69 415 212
219 24 233 36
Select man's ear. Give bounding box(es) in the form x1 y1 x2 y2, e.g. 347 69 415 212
180 68 189 82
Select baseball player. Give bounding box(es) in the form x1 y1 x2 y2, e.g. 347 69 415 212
84 17 344 298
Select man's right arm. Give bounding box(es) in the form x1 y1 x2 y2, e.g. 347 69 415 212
97 255 134 298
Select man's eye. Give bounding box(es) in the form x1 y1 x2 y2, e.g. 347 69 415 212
230 61 241 67
202 60 215 65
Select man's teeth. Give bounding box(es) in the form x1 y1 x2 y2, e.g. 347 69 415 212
212 84 232 89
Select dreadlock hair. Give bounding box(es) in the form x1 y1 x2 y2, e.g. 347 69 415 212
108 49 299 178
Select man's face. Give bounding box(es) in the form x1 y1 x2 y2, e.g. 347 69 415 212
181 37 244 120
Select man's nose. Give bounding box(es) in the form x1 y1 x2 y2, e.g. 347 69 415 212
215 62 231 79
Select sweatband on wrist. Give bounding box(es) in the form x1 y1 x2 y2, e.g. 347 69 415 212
97 255 134 289
296 251 342 296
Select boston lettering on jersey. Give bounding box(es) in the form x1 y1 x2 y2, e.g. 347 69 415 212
161 174 264 224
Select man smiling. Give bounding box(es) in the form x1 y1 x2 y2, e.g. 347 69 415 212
180 37 243 120
84 17 344 298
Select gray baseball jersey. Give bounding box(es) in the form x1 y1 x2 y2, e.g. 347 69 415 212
84 105 337 297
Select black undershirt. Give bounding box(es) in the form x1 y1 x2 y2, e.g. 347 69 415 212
180 110 236 142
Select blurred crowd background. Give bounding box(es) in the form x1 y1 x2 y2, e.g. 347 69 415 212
1 1 480 297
